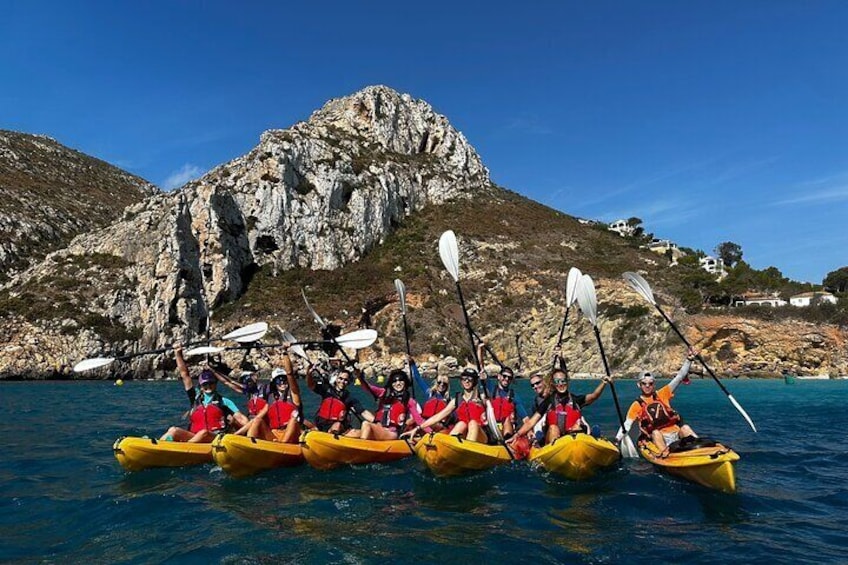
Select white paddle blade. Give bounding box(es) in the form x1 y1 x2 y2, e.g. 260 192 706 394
438 230 460 282
616 422 641 458
394 278 407 315
222 322 269 343
281 331 309 360
485 400 504 442
73 357 115 372
184 346 225 356
301 288 327 328
575 274 599 327
729 394 758 433
565 267 582 307
335 328 378 350
622 272 656 305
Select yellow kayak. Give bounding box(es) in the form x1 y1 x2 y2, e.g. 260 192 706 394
211 433 304 478
415 432 512 477
113 436 213 471
639 438 740 493
529 433 620 480
300 430 415 470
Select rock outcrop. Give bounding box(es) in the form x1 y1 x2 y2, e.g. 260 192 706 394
0 86 490 377
0 130 156 280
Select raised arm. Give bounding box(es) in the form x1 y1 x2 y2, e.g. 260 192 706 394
280 347 301 405
668 348 697 393
582 376 610 407
213 366 243 395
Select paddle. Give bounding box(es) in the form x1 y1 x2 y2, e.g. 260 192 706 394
574 274 636 458
190 329 379 355
553 267 583 369
622 271 757 433
394 278 417 400
438 230 512 458
73 321 269 372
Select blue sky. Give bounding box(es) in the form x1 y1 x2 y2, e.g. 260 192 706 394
2 1 846 283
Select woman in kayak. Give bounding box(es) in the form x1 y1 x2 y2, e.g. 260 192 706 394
160 345 249 443
619 348 699 457
409 355 453 432
307 363 375 435
357 368 426 440
509 367 609 446
242 347 303 443
406 367 490 443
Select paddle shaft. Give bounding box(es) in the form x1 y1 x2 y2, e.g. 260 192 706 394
454 281 481 371
592 326 627 435
552 309 571 370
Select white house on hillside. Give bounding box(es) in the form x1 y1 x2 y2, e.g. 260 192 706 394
790 291 838 307
608 219 634 237
734 294 787 307
699 255 727 279
646 238 687 265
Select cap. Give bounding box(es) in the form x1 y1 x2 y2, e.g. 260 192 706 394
460 368 479 381
239 371 256 384
637 371 655 384
499 367 515 379
271 368 287 378
199 369 217 385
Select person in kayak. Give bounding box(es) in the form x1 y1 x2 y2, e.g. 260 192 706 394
409 355 453 432
243 347 303 443
357 368 426 440
405 367 489 443
508 367 610 446
619 348 699 457
480 359 528 439
160 345 248 443
307 362 375 434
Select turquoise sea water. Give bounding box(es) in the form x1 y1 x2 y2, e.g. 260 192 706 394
2 378 847 564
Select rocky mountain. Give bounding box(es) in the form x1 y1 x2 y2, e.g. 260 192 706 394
0 131 157 281
0 86 845 380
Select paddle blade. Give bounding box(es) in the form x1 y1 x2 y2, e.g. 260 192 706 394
301 288 327 328
73 357 115 372
565 267 582 307
335 328 378 350
184 346 225 356
394 278 407 315
622 271 656 305
575 274 599 327
729 394 758 433
222 322 268 343
281 331 309 360
438 230 460 282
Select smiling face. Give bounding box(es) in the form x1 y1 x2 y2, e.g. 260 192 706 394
498 369 514 388
551 370 568 393
334 370 351 391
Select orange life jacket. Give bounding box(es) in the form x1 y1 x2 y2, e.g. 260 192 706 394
545 394 582 431
316 397 347 422
268 399 297 429
490 389 515 423
422 397 447 419
247 395 267 418
375 399 407 429
637 394 681 432
455 393 486 424
189 393 231 433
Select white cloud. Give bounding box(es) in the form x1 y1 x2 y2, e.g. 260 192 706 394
773 185 848 206
162 164 205 190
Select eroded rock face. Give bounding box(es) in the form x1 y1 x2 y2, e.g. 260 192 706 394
0 86 490 377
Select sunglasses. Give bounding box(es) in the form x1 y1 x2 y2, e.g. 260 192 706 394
530 381 543 387
640 381 655 386
436 380 449 386
460 376 475 382
553 379 568 385
499 374 514 379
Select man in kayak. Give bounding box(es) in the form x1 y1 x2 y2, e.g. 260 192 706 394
618 348 699 457
509 368 610 446
307 362 375 434
480 361 528 439
241 346 304 443
160 345 249 443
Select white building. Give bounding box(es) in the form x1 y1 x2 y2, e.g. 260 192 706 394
789 291 838 307
608 219 634 237
699 255 727 279
646 239 687 265
734 295 788 307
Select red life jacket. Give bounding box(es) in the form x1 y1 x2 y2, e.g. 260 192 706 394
455 393 486 424
247 395 267 417
422 397 447 419
490 389 515 423
545 394 582 432
268 399 297 429
316 397 347 422
637 395 681 432
189 393 231 433
375 399 407 428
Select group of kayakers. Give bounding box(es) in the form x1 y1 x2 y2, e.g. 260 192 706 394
158 335 701 460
